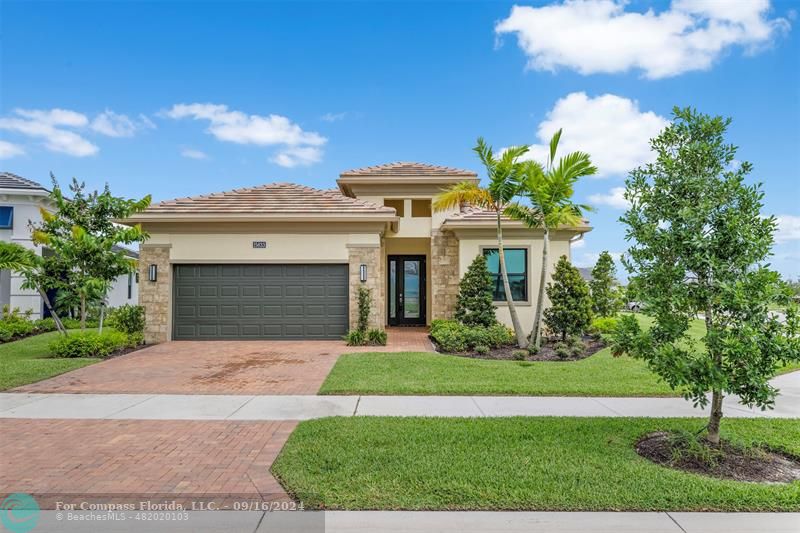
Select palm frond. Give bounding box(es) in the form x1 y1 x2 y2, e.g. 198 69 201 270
432 181 493 212
505 202 545 229
0 241 41 273
548 128 563 168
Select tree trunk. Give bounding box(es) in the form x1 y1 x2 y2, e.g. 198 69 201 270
98 304 105 334
707 389 723 445
38 288 67 336
529 227 549 350
80 294 86 331
497 211 526 348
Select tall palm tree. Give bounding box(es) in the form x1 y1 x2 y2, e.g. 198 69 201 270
434 138 530 347
506 129 596 350
0 241 67 334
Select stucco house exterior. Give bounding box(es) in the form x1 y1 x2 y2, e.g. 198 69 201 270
123 162 591 344
0 172 139 318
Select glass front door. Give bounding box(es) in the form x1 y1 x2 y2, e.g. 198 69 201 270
387 255 426 326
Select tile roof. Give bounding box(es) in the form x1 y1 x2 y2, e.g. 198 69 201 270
340 161 477 178
443 206 591 228
0 172 47 191
142 182 397 216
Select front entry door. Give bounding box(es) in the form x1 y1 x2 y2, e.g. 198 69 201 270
388 255 426 326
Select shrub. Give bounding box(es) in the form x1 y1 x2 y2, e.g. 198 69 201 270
344 330 366 346
107 305 145 335
367 328 387 346
590 251 623 317
543 256 593 341
474 344 489 355
553 342 572 360
61 318 99 329
430 319 515 353
455 255 497 327
590 316 619 335
49 330 130 358
357 287 371 334
512 349 527 361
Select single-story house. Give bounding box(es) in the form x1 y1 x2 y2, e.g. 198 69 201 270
0 172 139 318
123 162 591 343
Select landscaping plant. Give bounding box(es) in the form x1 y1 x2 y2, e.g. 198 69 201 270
345 287 387 346
454 255 497 327
589 251 622 318
543 256 593 342
107 305 145 336
434 138 531 347
505 129 596 350
48 330 131 358
612 107 800 445
30 175 150 330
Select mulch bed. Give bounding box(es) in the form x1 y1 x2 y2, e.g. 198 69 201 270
636 431 800 484
435 335 607 361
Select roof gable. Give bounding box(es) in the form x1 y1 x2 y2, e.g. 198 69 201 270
339 162 477 178
0 172 47 191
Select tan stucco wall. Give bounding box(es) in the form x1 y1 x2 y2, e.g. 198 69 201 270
457 234 573 331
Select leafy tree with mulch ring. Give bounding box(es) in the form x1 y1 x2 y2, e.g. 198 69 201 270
613 107 800 446
543 255 592 342
590 251 622 318
455 255 497 327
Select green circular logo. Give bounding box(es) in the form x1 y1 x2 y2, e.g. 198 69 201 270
1 493 40 533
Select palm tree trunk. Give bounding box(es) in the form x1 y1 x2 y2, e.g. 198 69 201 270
38 288 67 336
496 211 526 348
529 227 549 350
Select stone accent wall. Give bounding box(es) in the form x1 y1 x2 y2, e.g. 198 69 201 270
431 229 460 320
138 245 171 344
347 244 385 330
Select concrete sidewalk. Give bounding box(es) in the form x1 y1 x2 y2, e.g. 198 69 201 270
27 510 800 532
1 390 797 420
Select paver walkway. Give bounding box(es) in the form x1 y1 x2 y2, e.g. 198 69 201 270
14 327 433 395
0 418 296 509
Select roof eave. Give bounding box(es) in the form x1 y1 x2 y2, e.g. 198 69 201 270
118 213 401 224
337 175 479 197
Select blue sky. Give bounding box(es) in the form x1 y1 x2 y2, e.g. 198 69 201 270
1 0 798 279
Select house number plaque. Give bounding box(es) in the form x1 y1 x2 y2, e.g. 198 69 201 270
252 241 267 249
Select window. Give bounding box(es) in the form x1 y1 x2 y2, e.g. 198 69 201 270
0 206 13 229
383 199 405 217
411 199 431 217
482 248 528 302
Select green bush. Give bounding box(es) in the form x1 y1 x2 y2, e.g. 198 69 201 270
553 342 572 359
357 287 371 334
61 318 100 329
455 255 497 327
49 330 130 358
0 307 59 342
590 316 619 335
512 349 527 361
430 319 515 353
367 328 387 346
474 344 489 355
543 256 593 341
107 305 145 335
344 330 366 346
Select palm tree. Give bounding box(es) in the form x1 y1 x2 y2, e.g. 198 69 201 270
434 138 530 347
0 241 67 334
506 129 596 350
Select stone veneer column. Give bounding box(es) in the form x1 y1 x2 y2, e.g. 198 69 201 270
138 244 171 344
347 243 385 330
430 228 460 320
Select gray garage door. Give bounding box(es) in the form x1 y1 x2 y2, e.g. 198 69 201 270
173 264 349 340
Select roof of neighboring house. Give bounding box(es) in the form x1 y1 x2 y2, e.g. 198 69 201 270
339 161 477 178
125 182 398 222
578 267 593 282
112 245 139 259
0 172 48 192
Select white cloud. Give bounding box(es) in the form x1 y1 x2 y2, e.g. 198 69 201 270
321 112 348 122
523 92 667 177
90 110 135 137
164 103 326 166
0 108 98 157
0 140 25 159
496 0 790 79
775 215 800 243
180 148 208 160
588 186 630 209
270 146 323 168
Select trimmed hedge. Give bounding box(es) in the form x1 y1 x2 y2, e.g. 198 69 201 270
48 330 135 358
430 319 515 353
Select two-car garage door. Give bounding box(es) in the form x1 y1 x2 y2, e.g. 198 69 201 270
172 264 348 340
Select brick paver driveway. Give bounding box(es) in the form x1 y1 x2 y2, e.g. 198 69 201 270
0 418 296 509
14 328 433 395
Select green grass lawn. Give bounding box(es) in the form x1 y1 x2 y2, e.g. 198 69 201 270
0 330 100 390
320 314 799 396
272 417 800 511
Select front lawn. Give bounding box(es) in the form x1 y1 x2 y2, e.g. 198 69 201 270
272 417 800 511
0 330 100 390
320 314 799 396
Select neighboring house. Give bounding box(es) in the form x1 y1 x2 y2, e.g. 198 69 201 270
122 162 591 344
0 172 139 318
